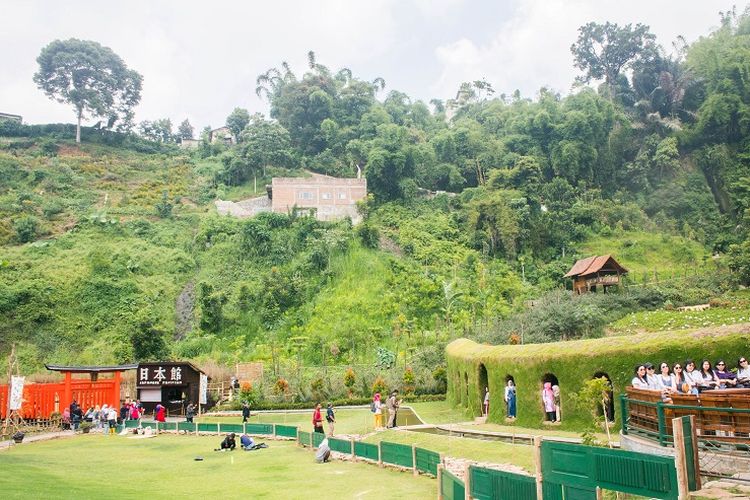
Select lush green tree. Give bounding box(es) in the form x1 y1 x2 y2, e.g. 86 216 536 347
571 22 656 99
226 107 250 142
177 119 194 140
33 39 142 143
131 317 168 361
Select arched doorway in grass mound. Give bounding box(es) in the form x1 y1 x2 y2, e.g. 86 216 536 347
540 373 560 422
592 371 615 422
478 364 488 414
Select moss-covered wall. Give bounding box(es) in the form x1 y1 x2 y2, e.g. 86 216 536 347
446 325 750 431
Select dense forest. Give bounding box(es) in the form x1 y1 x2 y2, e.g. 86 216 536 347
2 10 750 401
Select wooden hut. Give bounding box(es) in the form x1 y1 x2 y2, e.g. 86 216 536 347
564 255 628 294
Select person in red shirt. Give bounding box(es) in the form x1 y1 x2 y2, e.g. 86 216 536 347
155 403 166 422
312 403 324 434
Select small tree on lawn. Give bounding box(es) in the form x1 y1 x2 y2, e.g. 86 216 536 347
344 368 356 398
573 377 613 448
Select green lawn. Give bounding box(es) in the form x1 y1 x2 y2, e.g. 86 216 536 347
202 408 378 435
0 435 434 499
362 430 535 472
609 305 750 333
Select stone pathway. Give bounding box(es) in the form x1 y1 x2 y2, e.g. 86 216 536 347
0 430 75 450
694 479 750 499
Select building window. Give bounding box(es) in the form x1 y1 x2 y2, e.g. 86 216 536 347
321 192 332 200
298 191 313 200
338 192 347 200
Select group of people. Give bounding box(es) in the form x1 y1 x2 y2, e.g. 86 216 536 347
371 390 402 430
632 357 750 402
61 400 119 434
215 432 268 452
312 403 336 435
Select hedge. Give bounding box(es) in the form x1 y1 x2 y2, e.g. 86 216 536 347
446 326 750 430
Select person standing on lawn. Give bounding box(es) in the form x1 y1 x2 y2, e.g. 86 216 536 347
325 403 336 435
241 401 250 423
372 393 383 429
386 390 401 428
155 403 166 423
312 403 325 434
186 402 196 423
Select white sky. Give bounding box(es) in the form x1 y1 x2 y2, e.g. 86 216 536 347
0 0 743 131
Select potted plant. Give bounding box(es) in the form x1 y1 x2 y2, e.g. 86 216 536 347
12 431 24 443
80 422 94 434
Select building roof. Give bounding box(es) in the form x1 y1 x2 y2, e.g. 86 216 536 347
45 364 138 373
563 255 628 278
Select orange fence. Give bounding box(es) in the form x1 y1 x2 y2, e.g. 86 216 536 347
0 380 120 420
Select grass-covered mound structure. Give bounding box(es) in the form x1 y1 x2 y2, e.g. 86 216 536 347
446 325 750 430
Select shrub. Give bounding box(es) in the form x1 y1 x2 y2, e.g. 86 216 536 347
310 377 325 401
13 216 38 243
343 368 356 397
239 382 260 407
432 366 447 393
371 375 387 396
403 367 415 395
274 377 290 396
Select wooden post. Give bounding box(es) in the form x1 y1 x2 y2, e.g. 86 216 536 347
689 415 702 490
437 464 444 500
296 430 300 446
534 436 543 500
350 438 355 461
217 422 221 436
672 418 690 500
378 441 383 467
464 462 472 500
412 444 418 476
595 486 603 500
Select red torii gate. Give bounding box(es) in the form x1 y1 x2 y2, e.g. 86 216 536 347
0 364 137 419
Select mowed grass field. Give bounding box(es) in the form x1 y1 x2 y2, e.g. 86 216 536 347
0 435 434 499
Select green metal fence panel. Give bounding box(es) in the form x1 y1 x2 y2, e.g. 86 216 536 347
354 441 379 461
141 421 157 430
177 422 196 432
124 420 138 428
245 423 274 435
197 422 218 433
381 441 414 468
541 440 678 500
298 431 312 447
328 437 351 454
415 447 441 476
274 424 297 438
160 422 177 431
680 416 698 491
312 431 325 448
543 481 564 500
218 423 243 434
441 468 465 500
470 465 537 500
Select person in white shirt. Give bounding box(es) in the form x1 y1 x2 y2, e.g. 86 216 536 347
632 365 649 389
644 363 659 389
737 357 750 388
683 359 703 392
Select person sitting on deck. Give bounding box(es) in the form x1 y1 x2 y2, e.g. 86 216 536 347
713 359 738 388
699 360 721 391
215 433 236 451
737 357 750 388
683 360 703 392
631 365 649 389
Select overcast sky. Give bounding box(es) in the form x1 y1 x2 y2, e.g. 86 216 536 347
0 0 744 132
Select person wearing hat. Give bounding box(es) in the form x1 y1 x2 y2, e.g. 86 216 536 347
644 363 659 390
216 432 236 451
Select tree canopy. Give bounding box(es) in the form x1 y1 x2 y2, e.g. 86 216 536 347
34 39 142 142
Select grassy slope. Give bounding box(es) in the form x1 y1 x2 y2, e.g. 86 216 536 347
577 231 709 278
0 435 434 499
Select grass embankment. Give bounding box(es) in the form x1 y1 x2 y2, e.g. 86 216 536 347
0 435 434 499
